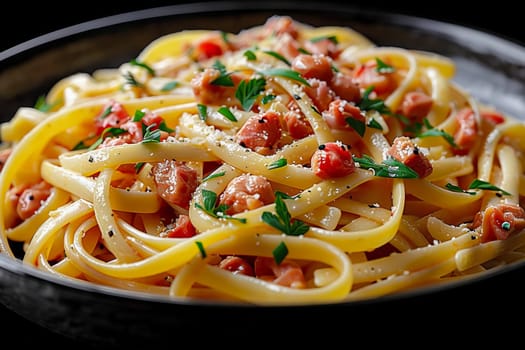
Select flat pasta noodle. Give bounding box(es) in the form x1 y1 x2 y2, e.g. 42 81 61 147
1 15 524 305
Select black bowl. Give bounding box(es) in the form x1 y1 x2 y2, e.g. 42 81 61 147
1 1 525 346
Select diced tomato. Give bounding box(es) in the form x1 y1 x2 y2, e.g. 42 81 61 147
254 256 306 289
311 141 355 179
218 174 275 215
152 160 199 210
219 256 255 276
481 110 506 125
453 107 478 155
236 111 282 154
165 214 197 238
387 136 433 178
194 40 224 61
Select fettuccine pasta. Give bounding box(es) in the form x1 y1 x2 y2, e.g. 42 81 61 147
1 16 524 305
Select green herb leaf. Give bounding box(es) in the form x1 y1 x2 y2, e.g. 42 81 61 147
135 162 145 173
353 154 419 178
261 195 310 236
244 50 257 61
310 35 338 44
263 50 291 66
262 94 276 104
367 118 383 130
346 117 366 137
197 104 208 121
201 171 226 182
98 105 113 119
272 241 288 265
468 179 511 195
221 31 230 44
217 106 238 122
34 95 60 112
130 58 155 76
141 124 161 143
195 189 247 223
267 158 287 169
123 71 143 87
160 81 179 91
445 183 476 195
298 47 312 55
259 68 310 86
375 57 395 74
211 60 234 86
358 86 391 114
235 78 266 111
132 110 146 122
195 241 207 258
88 127 127 150
417 118 457 147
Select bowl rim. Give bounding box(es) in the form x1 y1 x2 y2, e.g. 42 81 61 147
1 0 525 310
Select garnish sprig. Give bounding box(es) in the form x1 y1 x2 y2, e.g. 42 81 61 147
353 154 419 178
261 193 310 236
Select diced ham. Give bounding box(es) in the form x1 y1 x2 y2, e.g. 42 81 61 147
283 111 314 139
95 101 129 134
291 54 333 82
304 79 335 112
191 68 242 106
322 99 365 130
329 72 361 103
263 15 299 39
16 181 52 220
453 107 478 155
236 111 282 154
0 148 12 172
353 59 397 96
311 141 355 179
387 136 433 178
152 160 199 210
164 214 197 238
218 174 275 215
400 91 433 122
219 256 255 276
254 256 306 289
303 37 340 58
472 203 525 242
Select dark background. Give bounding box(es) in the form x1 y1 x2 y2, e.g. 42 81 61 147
1 0 524 347
1 0 523 50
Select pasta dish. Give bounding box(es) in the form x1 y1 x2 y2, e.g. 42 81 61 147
1 16 524 305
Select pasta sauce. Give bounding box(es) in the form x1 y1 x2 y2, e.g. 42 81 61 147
1 16 524 304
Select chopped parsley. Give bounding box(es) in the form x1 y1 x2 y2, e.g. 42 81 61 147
160 81 179 91
195 241 207 258
197 104 208 121
445 179 511 196
353 154 419 178
210 60 235 86
201 171 226 182
217 106 238 122
235 77 266 111
272 241 288 265
262 50 291 66
375 57 395 74
310 35 338 44
258 68 310 86
129 58 155 76
346 117 366 137
267 158 288 169
261 193 310 236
